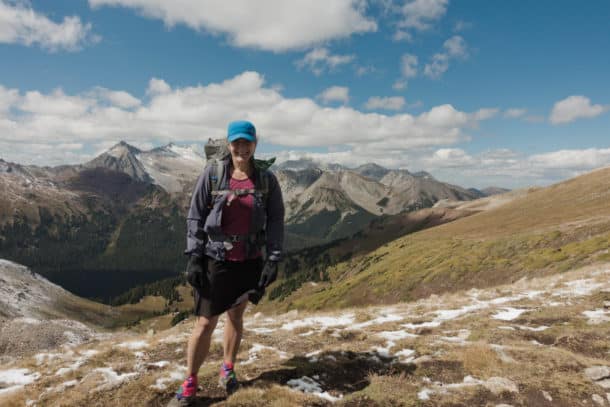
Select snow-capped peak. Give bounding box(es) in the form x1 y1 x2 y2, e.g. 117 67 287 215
166 144 204 162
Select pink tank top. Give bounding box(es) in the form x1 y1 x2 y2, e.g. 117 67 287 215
221 176 260 261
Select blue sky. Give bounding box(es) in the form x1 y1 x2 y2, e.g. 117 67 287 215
0 0 609 188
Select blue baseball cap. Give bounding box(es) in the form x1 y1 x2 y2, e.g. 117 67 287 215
227 120 256 142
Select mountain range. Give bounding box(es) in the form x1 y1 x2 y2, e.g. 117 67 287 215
0 141 501 299
1 161 609 406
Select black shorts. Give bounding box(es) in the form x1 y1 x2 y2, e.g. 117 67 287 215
193 257 263 318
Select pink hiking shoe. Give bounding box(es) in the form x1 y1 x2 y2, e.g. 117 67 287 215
168 375 197 407
218 361 239 395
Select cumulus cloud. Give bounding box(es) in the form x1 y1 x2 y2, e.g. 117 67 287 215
528 148 610 170
89 0 377 52
0 71 498 166
296 47 355 76
504 108 527 118
392 53 418 91
471 108 499 121
392 30 412 42
549 95 609 125
453 20 472 32
91 87 141 109
399 0 449 31
0 85 20 112
424 35 468 79
318 86 350 104
401 53 418 78
0 0 98 51
364 96 405 111
424 147 475 167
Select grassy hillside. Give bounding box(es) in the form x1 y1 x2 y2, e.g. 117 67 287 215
279 167 610 311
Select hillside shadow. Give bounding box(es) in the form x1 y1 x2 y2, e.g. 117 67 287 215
242 350 416 396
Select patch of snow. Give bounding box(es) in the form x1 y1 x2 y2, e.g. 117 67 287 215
395 349 416 363
402 320 442 329
490 344 515 363
583 309 610 325
91 367 139 391
34 352 63 365
150 366 186 391
515 325 549 331
54 349 98 376
542 390 553 401
0 368 41 395
158 334 189 344
372 330 418 358
553 279 603 297
287 376 342 402
249 327 276 334
241 343 290 365
498 326 516 331
492 308 528 321
592 394 605 405
418 388 432 400
168 144 204 162
80 349 99 358
280 314 354 331
15 317 41 325
116 340 149 350
376 330 418 342
352 313 403 329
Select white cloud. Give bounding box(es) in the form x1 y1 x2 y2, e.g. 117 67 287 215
296 47 355 76
355 65 376 77
528 148 610 170
425 148 475 167
399 0 449 31
92 87 141 109
89 0 377 52
19 89 94 117
504 108 527 118
401 53 418 78
472 108 499 121
443 35 468 58
393 53 417 91
393 30 412 42
318 86 350 104
424 36 468 79
365 96 405 111
147 78 172 95
0 85 19 112
549 95 609 125
0 0 98 51
392 79 408 91
453 20 472 32
0 71 497 166
424 53 449 79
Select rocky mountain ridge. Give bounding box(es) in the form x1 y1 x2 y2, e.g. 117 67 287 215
0 141 502 298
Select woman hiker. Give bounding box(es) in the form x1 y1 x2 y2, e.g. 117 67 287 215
169 120 285 406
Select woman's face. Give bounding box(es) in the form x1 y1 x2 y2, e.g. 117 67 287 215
229 138 256 165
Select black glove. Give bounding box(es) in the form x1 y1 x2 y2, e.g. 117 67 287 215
248 287 265 305
185 255 207 290
258 260 278 289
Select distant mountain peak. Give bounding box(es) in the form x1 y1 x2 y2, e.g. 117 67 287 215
108 140 142 156
353 163 390 181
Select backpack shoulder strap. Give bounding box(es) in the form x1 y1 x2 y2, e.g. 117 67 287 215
258 168 269 207
207 159 225 205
